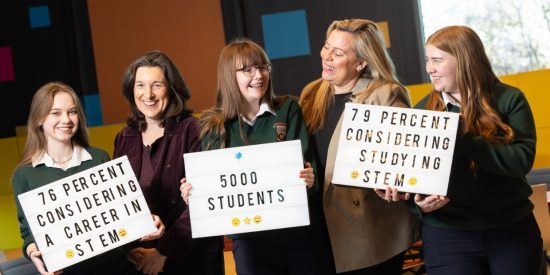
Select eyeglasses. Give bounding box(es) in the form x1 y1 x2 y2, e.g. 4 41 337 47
236 64 272 77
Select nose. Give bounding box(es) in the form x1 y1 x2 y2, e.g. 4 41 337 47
321 49 332 61
143 86 154 98
60 112 71 123
426 61 435 74
253 67 262 78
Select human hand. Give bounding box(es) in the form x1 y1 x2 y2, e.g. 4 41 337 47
180 178 192 205
374 186 410 202
299 162 315 189
132 247 166 275
127 248 143 265
29 249 63 275
414 194 450 213
140 214 165 241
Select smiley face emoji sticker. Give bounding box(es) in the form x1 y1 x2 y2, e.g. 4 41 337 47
232 217 241 226
351 170 359 179
253 215 262 224
408 177 417 186
119 228 127 237
66 249 75 258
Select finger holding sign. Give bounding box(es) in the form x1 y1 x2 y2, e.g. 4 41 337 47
299 162 315 189
374 186 409 202
28 247 62 275
389 187 411 201
414 194 450 213
180 178 192 205
134 247 166 275
140 215 165 241
374 187 391 202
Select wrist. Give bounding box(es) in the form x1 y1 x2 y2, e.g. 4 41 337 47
28 250 37 258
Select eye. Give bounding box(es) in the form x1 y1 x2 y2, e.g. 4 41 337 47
69 109 78 115
153 83 164 89
135 83 144 88
51 111 60 116
242 66 253 73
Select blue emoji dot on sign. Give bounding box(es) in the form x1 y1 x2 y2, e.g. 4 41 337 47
235 152 242 160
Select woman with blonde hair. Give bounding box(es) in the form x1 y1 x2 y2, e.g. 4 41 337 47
13 82 163 275
299 19 418 274
181 39 319 274
415 25 542 275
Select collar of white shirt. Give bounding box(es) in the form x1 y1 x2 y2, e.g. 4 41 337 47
241 100 276 126
441 92 461 110
32 144 93 170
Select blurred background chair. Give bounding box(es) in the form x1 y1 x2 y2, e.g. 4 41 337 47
0 256 38 275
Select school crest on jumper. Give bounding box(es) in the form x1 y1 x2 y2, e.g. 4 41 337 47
274 122 287 141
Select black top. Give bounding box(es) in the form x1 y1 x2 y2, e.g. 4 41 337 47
313 92 352 182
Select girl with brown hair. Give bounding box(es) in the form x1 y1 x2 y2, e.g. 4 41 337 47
415 25 542 275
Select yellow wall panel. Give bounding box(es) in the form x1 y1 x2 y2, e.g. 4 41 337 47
0 137 21 195
376 21 391 48
515 69 550 129
406 83 432 105
88 123 125 158
0 194 23 250
499 74 519 88
534 127 550 169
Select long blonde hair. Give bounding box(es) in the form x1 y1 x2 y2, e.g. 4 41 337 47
200 39 275 149
425 26 513 144
20 82 89 165
300 19 405 133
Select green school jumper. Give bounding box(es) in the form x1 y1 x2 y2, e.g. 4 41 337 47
202 97 318 239
12 147 130 273
414 82 537 230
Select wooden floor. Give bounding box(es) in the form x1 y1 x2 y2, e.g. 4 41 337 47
2 249 548 274
224 251 237 275
0 249 239 275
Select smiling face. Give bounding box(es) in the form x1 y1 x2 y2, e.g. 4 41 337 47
236 63 270 106
41 92 79 146
133 66 169 123
320 30 365 93
425 44 460 100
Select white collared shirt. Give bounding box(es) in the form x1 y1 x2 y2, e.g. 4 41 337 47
241 101 276 126
441 92 461 110
32 144 92 171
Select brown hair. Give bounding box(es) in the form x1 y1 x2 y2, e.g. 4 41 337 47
300 19 405 133
21 82 89 165
425 26 513 144
122 51 192 131
200 39 275 149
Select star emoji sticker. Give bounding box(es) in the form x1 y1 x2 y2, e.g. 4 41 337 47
243 217 251 225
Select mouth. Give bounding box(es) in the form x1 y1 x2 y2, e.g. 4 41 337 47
323 64 335 72
142 100 158 107
248 82 264 88
56 126 74 133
